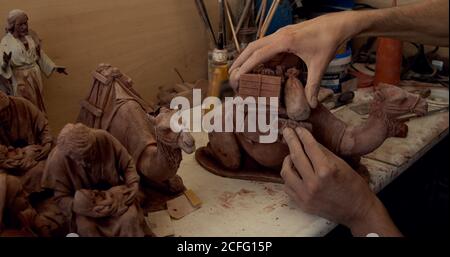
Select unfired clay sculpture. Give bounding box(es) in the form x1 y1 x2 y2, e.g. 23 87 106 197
0 9 67 113
0 172 53 236
77 64 195 194
196 58 428 183
41 123 152 237
0 90 52 194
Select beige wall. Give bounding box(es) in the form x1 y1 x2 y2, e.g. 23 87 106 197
0 0 227 133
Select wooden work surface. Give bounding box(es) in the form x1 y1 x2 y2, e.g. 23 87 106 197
170 87 449 237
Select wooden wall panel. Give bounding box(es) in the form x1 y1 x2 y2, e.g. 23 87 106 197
0 0 223 132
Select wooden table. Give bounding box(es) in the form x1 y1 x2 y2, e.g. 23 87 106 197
170 87 449 237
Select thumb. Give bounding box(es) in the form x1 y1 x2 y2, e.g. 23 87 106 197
305 60 328 109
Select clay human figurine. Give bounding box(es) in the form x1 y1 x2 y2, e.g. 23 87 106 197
0 9 67 113
0 90 53 194
41 123 152 237
77 64 195 194
0 172 55 236
196 59 428 183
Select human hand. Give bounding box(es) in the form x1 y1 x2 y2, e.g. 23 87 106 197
36 142 52 161
230 11 358 108
281 127 402 236
92 191 118 216
2 52 11 65
123 182 139 206
55 67 68 75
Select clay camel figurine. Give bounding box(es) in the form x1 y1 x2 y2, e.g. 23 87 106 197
196 65 428 183
78 64 195 194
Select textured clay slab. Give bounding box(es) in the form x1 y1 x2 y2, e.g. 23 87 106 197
195 147 284 184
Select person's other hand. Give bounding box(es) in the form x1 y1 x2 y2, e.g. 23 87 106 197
36 142 52 161
230 12 356 108
281 127 402 236
124 182 139 206
2 52 12 66
55 67 68 75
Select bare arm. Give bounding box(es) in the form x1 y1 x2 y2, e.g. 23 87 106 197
356 0 449 46
230 0 449 109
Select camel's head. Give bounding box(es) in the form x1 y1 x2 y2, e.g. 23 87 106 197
373 83 428 118
148 107 196 154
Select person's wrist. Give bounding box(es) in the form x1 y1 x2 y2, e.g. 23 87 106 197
345 193 382 236
347 196 401 237
343 10 373 40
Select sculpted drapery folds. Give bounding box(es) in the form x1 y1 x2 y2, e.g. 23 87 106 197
41 123 151 237
0 91 52 194
0 9 66 112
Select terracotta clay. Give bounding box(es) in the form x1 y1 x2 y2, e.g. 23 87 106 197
77 64 195 194
0 91 53 194
41 123 152 237
284 68 310 121
0 10 67 113
196 64 428 183
0 172 55 237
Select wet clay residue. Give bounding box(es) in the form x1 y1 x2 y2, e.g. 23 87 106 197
263 186 277 196
218 189 255 209
263 204 277 213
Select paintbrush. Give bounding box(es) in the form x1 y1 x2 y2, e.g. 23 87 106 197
224 0 241 53
235 0 253 34
194 0 218 47
218 0 226 49
259 0 280 39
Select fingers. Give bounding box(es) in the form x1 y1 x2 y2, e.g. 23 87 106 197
230 36 271 73
281 155 303 185
282 128 314 180
294 127 328 173
235 44 284 80
305 60 328 109
283 184 304 208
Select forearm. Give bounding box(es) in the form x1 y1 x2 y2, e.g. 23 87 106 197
348 197 403 237
352 0 449 46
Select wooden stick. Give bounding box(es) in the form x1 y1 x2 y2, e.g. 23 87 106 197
259 0 280 39
256 0 268 38
235 0 253 34
194 0 217 47
224 0 241 53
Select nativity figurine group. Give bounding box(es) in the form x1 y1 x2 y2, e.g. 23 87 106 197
0 9 430 238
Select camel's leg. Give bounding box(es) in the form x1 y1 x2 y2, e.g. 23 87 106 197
207 132 242 170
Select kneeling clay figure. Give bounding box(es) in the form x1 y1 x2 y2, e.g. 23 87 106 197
77 64 195 194
0 172 55 236
196 57 428 183
0 91 53 194
41 123 152 237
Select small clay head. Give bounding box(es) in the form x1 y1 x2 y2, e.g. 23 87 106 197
6 9 28 37
148 107 196 154
57 123 95 165
374 83 428 118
